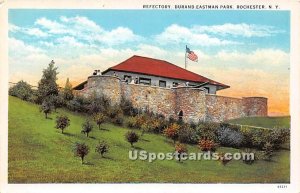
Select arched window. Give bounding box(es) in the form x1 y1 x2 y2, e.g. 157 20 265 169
178 110 183 120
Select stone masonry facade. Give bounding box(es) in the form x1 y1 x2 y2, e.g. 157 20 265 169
76 75 268 123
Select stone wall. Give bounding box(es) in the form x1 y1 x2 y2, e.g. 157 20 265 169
78 75 122 105
205 95 244 122
122 83 176 119
242 97 268 117
175 87 206 122
76 75 268 122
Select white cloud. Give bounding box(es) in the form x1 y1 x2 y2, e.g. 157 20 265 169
95 27 142 45
193 23 284 37
9 37 45 57
35 17 67 34
33 16 141 46
155 24 239 46
9 23 20 32
25 28 49 37
9 23 49 38
60 16 103 33
214 49 289 66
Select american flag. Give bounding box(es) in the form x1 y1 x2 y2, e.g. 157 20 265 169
186 46 198 62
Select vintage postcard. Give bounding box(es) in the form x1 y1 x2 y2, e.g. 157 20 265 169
0 0 299 193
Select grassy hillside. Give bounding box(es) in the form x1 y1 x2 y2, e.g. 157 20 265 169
227 116 290 129
8 96 290 183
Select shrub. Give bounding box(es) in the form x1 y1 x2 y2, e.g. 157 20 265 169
140 121 152 136
120 96 137 116
266 128 290 150
112 113 124 126
28 90 39 104
216 126 244 148
9 80 33 101
175 143 188 162
239 126 254 147
93 113 107 130
88 98 104 114
55 115 70 134
250 129 270 149
106 106 122 119
196 122 219 141
151 118 167 133
66 96 90 113
126 116 137 129
134 114 147 129
163 123 180 144
90 95 111 113
178 124 199 144
95 141 109 158
66 98 82 112
40 99 53 119
125 131 139 147
81 120 93 137
262 141 274 161
239 126 290 150
198 138 217 152
73 142 89 164
48 94 65 112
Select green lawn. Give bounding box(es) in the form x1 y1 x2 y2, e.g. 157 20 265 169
8 96 290 183
227 116 290 129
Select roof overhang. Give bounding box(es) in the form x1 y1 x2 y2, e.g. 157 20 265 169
102 68 230 90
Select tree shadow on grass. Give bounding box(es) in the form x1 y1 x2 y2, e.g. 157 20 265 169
100 128 110 132
133 146 144 150
140 138 150 142
89 136 97 140
102 156 115 161
83 162 95 166
62 132 75 137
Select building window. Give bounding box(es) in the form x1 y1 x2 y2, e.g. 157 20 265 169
159 80 166 87
204 87 210 93
139 77 151 85
173 82 179 87
123 75 132 83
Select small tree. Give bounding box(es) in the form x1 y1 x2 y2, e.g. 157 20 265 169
81 120 93 137
37 60 59 104
175 143 188 162
73 142 89 164
125 131 139 147
95 141 109 158
63 78 74 101
55 115 70 134
93 113 107 130
40 99 53 119
163 123 180 144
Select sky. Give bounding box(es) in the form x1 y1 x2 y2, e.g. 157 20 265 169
8 9 290 116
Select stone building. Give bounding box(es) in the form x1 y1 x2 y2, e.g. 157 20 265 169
74 55 268 123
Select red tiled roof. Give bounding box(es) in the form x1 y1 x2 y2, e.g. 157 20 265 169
103 55 229 89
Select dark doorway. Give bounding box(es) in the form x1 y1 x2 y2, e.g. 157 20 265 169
178 110 183 121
